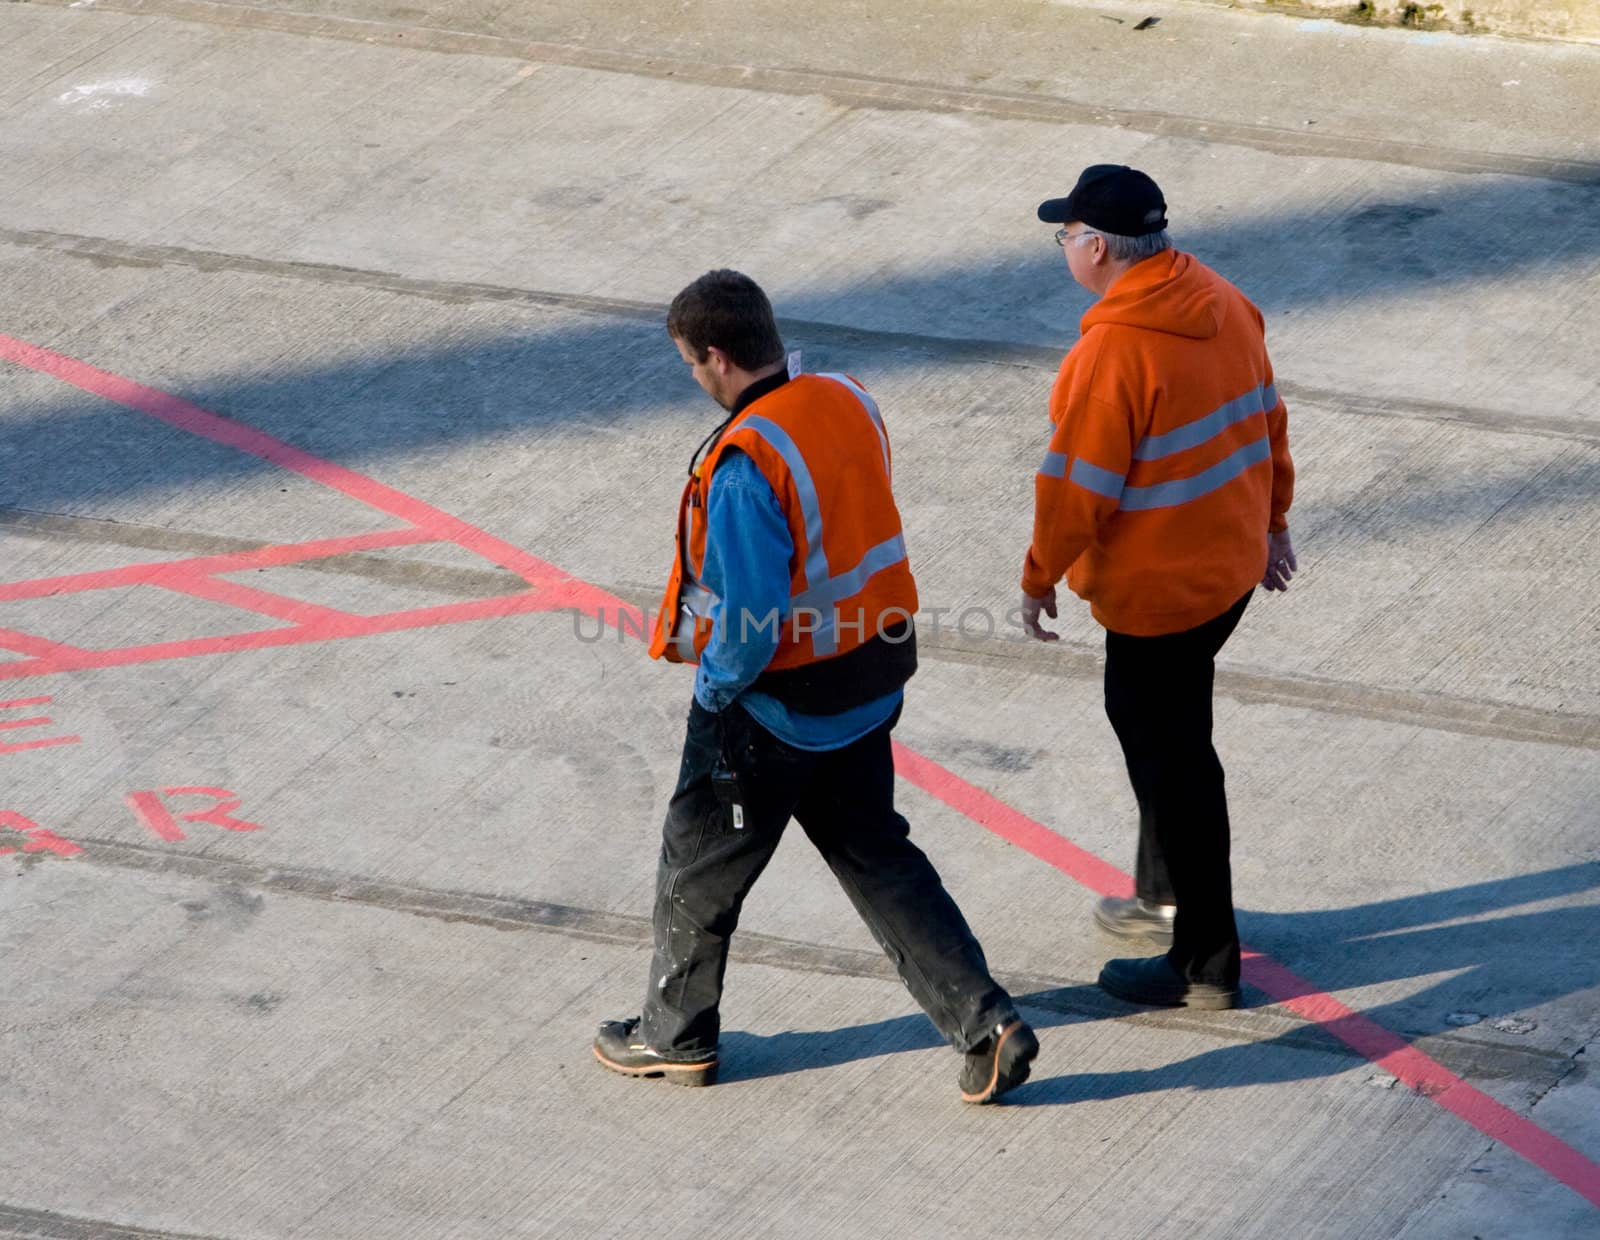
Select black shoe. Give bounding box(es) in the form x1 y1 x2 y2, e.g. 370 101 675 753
592 1018 718 1086
959 1018 1039 1104
1093 895 1177 945
1098 956 1239 1010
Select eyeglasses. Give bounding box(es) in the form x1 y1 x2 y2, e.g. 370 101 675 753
1054 227 1100 247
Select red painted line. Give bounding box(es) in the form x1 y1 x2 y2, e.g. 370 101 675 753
126 786 265 837
158 573 358 628
1244 954 1600 1202
0 696 53 709
124 790 185 842
0 628 88 659
158 786 263 833
890 741 1132 900
0 588 584 680
5 333 1595 1206
0 334 569 589
0 528 439 604
0 810 84 857
891 742 1600 1208
0 658 55 679
0 716 52 731
0 734 81 754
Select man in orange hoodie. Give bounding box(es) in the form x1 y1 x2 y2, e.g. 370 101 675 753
1020 165 1297 1009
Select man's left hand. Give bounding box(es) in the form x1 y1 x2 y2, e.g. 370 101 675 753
1262 528 1297 592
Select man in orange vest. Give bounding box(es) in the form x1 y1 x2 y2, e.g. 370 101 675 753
1020 166 1297 1010
594 270 1037 1103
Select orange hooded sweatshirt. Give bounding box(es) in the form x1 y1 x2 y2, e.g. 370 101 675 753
1022 249 1294 637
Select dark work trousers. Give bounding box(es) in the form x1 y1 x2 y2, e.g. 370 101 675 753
1103 590 1252 987
639 697 1017 1055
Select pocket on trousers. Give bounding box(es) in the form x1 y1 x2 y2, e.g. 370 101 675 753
710 763 747 833
718 705 810 835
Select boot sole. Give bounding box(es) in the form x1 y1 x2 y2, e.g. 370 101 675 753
960 1020 1039 1105
1097 970 1239 1010
592 1045 718 1087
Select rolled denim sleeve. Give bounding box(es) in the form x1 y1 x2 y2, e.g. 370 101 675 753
693 450 794 712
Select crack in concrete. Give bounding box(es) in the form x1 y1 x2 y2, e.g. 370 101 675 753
6 225 1597 449
60 835 1584 1089
0 1204 223 1240
1522 1025 1598 1112
4 504 1597 752
0 506 526 599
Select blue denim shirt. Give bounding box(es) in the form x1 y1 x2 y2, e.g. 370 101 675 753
692 448 900 751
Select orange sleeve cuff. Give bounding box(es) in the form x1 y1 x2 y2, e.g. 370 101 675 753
1021 550 1056 599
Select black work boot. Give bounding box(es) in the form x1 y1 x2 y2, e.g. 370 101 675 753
1098 956 1239 1010
592 1018 718 1087
1093 895 1177 945
958 1018 1039 1104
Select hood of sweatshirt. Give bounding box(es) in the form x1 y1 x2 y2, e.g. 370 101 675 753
1079 250 1225 341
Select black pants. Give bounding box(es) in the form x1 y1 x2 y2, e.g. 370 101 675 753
1104 591 1252 987
640 698 1017 1055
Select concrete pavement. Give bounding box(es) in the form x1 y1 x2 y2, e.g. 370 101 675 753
2 1 1598 1236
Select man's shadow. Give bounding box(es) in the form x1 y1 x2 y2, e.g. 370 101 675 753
717 861 1600 1103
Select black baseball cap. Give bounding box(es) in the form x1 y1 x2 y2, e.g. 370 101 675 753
1037 165 1168 236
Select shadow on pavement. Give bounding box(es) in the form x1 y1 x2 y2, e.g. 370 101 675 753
713 862 1600 1101
5 169 1600 519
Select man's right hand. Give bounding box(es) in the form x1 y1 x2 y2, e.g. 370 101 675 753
1262 528 1297 592
1021 587 1060 642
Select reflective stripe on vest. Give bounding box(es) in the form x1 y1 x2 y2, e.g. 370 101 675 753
674 579 718 662
816 372 890 473
737 402 909 658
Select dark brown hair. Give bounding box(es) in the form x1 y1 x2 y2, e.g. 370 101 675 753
666 269 785 371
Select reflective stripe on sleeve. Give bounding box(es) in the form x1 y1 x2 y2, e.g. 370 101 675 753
1069 458 1127 500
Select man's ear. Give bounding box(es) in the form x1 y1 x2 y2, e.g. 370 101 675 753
705 346 734 374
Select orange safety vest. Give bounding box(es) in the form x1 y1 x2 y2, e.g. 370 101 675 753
648 373 918 670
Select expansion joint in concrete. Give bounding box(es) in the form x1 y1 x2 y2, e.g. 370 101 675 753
20 0 1600 183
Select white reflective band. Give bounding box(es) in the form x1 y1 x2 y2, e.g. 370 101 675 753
741 395 908 657
1040 450 1068 479
680 580 717 618
671 579 719 660
1119 436 1271 510
673 621 698 662
738 415 832 596
791 533 908 613
791 533 909 658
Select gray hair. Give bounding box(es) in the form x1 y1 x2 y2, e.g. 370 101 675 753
1094 228 1174 262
